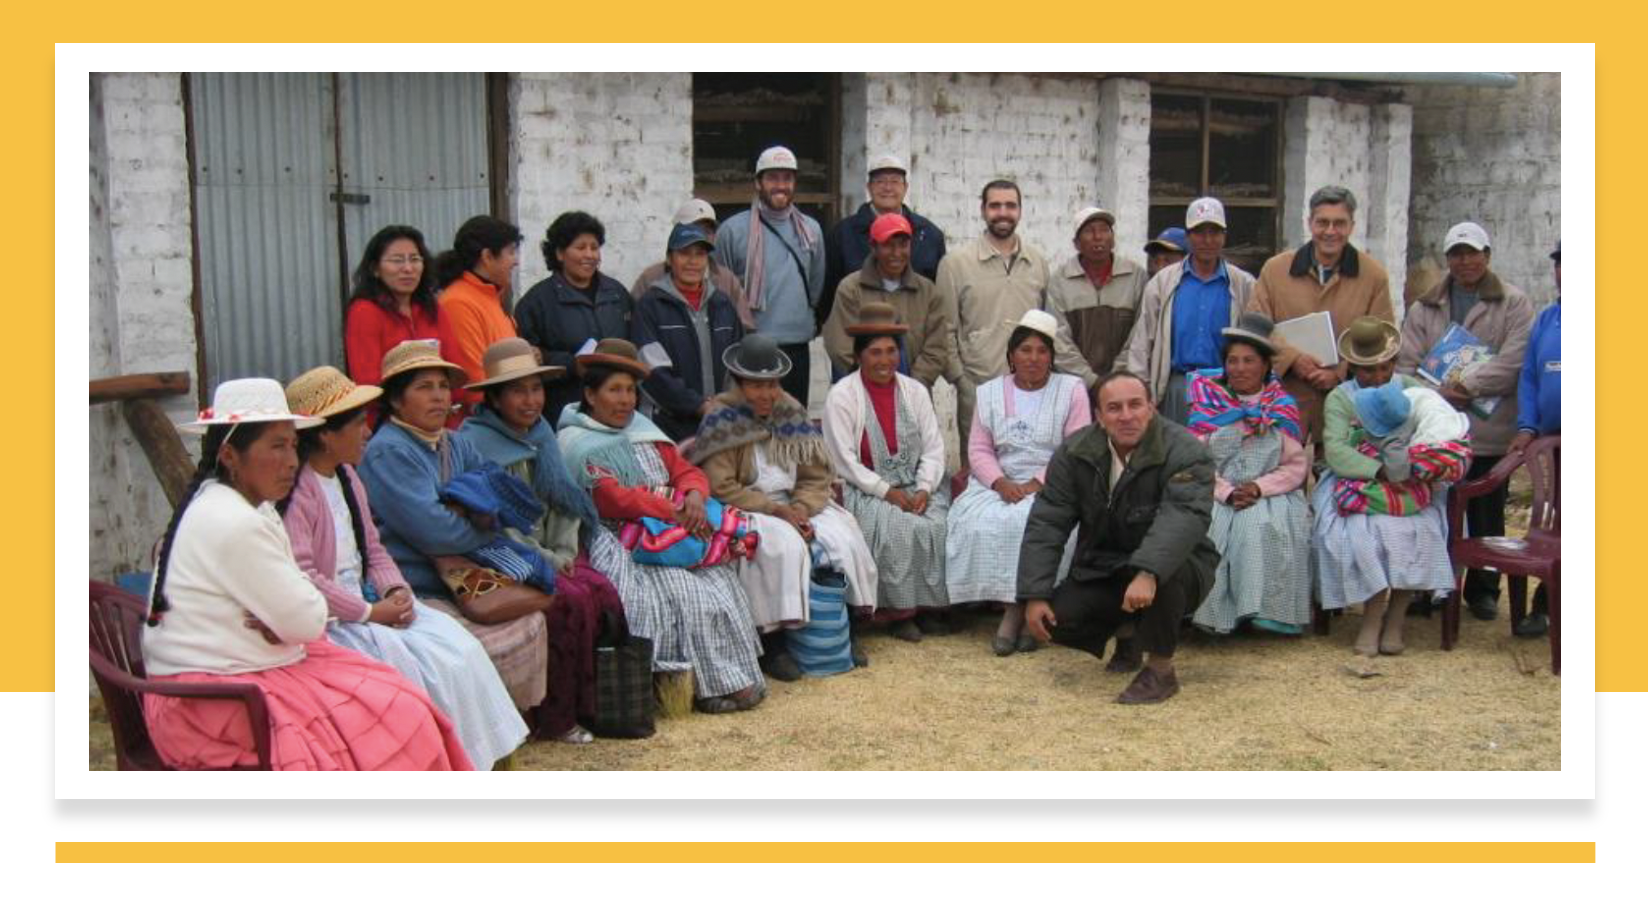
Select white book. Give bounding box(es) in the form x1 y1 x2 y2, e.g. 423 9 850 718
1273 311 1340 367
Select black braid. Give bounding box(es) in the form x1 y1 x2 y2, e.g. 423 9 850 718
147 426 228 626
334 465 371 576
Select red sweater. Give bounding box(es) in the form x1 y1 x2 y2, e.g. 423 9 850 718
344 297 442 387
589 443 710 521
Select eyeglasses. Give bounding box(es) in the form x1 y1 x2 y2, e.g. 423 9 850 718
869 175 906 187
381 255 423 267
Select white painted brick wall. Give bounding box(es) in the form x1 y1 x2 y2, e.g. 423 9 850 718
1096 78 1152 258
1405 74 1561 307
507 73 695 296
89 73 198 581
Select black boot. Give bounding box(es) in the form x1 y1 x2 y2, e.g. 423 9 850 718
759 631 802 682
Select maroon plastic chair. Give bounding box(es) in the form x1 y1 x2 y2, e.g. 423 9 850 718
88 580 274 770
1442 437 1560 674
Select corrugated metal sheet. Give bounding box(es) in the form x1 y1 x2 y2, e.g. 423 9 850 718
337 73 490 267
191 73 344 387
189 73 491 390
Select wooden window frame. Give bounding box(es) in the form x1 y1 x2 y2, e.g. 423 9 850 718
1148 89 1285 260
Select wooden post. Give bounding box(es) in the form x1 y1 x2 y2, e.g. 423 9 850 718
89 372 191 405
121 399 195 508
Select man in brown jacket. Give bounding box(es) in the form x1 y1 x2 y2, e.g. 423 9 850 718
1249 185 1395 443
1396 221 1534 621
1047 205 1148 392
821 213 949 388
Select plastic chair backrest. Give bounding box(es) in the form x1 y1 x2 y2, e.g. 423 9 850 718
1525 436 1560 539
88 580 164 770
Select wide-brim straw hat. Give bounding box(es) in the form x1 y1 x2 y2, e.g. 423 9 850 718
182 377 324 434
1337 316 1401 367
844 300 909 337
722 334 793 380
575 337 651 379
379 339 470 384
285 366 382 420
1220 311 1278 356
465 337 565 390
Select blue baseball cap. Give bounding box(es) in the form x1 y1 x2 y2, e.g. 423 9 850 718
1144 227 1188 255
667 222 715 253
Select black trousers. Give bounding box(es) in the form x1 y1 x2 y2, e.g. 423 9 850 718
1463 454 1509 600
779 342 812 409
1048 565 1210 659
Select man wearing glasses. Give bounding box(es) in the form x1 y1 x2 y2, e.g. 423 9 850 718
820 154 947 329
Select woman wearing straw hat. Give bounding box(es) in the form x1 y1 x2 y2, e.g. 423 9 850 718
358 341 553 720
280 365 528 766
1314 317 1470 658
690 334 880 676
557 338 766 714
140 378 471 770
822 301 951 641
1182 313 1312 637
458 338 629 743
947 309 1091 656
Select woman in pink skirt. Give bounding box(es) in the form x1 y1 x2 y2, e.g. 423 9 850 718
140 377 472 771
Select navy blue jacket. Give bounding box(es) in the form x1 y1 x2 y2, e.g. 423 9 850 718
514 272 633 421
821 203 947 327
631 277 744 441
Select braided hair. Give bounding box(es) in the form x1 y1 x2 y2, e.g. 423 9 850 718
277 408 371 574
147 421 272 627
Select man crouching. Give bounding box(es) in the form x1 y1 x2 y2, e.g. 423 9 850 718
1018 371 1218 704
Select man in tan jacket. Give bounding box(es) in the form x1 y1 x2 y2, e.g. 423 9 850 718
1396 221 1534 622
1047 205 1148 393
1249 185 1395 443
937 179 1050 439
822 212 949 388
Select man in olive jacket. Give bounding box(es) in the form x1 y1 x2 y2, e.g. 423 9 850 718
1019 371 1217 704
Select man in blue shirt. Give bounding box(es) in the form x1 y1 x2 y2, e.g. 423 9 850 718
1122 197 1256 424
1508 241 1561 637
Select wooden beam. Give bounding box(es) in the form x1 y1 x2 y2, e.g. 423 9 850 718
121 398 196 509
89 372 192 405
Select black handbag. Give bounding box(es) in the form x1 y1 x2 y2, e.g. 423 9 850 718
589 628 657 739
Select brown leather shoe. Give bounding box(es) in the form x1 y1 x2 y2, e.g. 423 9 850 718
1116 667 1180 705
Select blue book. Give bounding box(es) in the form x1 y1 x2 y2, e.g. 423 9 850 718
1418 323 1501 418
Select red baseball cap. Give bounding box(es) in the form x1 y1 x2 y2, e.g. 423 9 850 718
869 212 913 244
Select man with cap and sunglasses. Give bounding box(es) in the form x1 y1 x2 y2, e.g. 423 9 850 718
633 223 746 441
1249 185 1395 445
1046 205 1148 394
1123 197 1256 424
713 146 826 407
1143 227 1188 278
1397 221 1535 623
822 212 950 389
820 153 947 329
631 198 753 330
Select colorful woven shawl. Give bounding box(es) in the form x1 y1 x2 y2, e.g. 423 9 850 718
555 406 676 490
1332 437 1473 516
615 486 759 568
1185 369 1303 443
686 383 829 468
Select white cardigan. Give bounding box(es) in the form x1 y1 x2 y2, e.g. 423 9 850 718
822 371 946 499
142 481 329 677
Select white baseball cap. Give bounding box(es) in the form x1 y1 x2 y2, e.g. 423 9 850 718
674 198 717 226
1186 197 1227 230
867 153 907 176
1072 206 1116 236
755 145 799 174
1007 309 1061 344
1443 221 1491 252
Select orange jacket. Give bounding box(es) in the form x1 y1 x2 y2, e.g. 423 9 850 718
436 271 516 414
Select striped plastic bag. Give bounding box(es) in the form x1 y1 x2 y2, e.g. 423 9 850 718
787 564 854 678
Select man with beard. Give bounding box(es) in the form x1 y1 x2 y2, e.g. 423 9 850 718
936 179 1050 442
714 145 826 405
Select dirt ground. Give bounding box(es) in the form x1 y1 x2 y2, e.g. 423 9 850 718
91 603 1559 772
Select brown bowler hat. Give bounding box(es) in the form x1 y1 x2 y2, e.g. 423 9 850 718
843 301 909 337
1337 316 1401 367
575 337 652 379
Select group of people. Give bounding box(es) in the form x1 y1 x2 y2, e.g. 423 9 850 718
135 143 1564 768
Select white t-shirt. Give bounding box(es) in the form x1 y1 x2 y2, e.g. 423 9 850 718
316 471 365 599
1009 380 1047 422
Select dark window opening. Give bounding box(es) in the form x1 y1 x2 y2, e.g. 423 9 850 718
691 73 840 228
1148 91 1283 275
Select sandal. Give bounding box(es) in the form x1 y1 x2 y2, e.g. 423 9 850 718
554 724 594 745
694 695 740 715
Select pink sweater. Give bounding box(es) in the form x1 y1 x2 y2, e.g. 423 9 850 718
280 464 409 623
967 380 1092 487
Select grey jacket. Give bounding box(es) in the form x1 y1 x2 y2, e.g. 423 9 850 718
1017 415 1218 601
713 208 825 344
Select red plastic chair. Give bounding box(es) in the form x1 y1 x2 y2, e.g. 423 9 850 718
1442 437 1560 674
89 580 274 770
